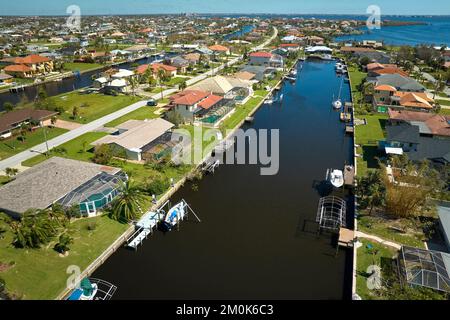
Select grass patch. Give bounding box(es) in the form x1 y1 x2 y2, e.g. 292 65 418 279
0 175 11 185
164 77 189 86
221 92 268 130
437 108 450 116
0 127 68 160
357 214 427 248
356 239 398 300
0 215 129 299
21 132 108 167
63 62 103 72
47 92 141 124
104 107 159 127
355 114 388 176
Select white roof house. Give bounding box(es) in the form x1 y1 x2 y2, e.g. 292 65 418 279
92 119 175 161
112 69 135 79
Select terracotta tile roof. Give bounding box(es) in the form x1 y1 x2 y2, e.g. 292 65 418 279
172 90 209 106
340 47 376 53
394 92 434 109
14 54 51 64
388 108 450 137
250 51 273 58
197 94 223 110
374 67 409 77
4 64 32 72
375 84 397 92
279 43 300 48
151 63 177 72
135 64 150 75
208 45 229 52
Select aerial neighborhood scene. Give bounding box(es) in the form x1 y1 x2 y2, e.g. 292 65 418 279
0 0 450 307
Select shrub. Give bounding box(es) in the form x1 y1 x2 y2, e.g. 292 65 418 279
93 144 112 165
146 176 170 196
86 222 97 231
54 234 73 254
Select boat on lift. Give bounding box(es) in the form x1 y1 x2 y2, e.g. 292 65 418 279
159 200 188 232
67 278 117 300
328 169 344 188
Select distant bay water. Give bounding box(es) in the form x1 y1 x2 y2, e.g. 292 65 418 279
332 16 450 46
212 14 450 46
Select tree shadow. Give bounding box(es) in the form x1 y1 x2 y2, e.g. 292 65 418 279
362 146 381 170
378 118 387 130
312 179 333 197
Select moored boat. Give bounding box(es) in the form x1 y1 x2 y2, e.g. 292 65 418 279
329 169 344 188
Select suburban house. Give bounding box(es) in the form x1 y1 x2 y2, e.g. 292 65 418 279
373 73 426 92
94 68 135 93
150 63 178 78
166 90 231 124
234 71 257 81
0 109 58 139
183 52 202 65
187 75 254 103
240 65 276 81
438 204 450 251
249 51 284 69
0 72 14 85
0 157 126 218
367 63 409 78
2 54 54 78
373 84 435 112
208 44 230 55
165 55 189 73
380 108 450 164
91 118 175 162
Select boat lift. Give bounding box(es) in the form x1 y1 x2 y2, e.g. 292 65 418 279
126 199 200 250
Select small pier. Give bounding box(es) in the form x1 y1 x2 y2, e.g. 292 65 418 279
343 165 355 187
338 228 355 248
340 102 353 122
126 210 163 250
201 159 220 174
345 124 354 135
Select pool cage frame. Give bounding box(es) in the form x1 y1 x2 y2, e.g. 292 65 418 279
58 171 128 216
398 246 450 293
316 196 347 232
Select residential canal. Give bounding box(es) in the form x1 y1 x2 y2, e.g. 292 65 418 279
0 57 155 111
93 59 355 299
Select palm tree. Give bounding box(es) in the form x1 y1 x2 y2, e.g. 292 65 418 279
110 181 146 223
179 80 187 91
19 123 29 143
72 106 79 119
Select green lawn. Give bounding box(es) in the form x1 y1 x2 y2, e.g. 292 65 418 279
164 77 189 87
0 215 129 299
63 62 103 72
221 91 268 130
22 132 108 167
357 214 427 248
355 114 388 176
438 108 450 116
104 107 159 127
0 127 68 160
356 239 398 300
47 92 141 124
436 99 450 107
348 65 369 114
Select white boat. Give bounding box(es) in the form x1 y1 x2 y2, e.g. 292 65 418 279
290 69 298 76
68 278 117 300
329 170 344 188
162 200 188 230
332 99 342 109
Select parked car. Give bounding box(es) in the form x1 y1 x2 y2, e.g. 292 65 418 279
147 99 157 106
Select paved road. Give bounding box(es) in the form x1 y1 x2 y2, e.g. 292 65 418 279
0 27 278 171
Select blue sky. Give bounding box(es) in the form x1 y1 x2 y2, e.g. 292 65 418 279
2 0 450 16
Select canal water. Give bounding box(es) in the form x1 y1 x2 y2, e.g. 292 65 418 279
224 25 255 41
93 59 354 299
0 57 156 111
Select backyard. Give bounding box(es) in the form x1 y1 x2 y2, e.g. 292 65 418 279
355 114 388 176
0 214 129 299
63 62 103 72
0 127 68 160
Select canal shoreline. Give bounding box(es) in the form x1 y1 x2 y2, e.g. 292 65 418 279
56 74 283 301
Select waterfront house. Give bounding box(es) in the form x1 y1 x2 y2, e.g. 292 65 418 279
187 75 254 102
0 157 126 218
0 72 14 85
367 63 409 77
183 52 202 65
0 108 58 139
166 90 229 124
373 85 435 112
240 65 276 81
438 204 450 251
91 118 175 162
381 109 450 165
249 52 284 69
165 55 189 73
374 74 426 92
3 54 54 78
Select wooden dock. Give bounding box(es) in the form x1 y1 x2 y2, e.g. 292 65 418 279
344 165 355 187
338 228 355 248
340 102 353 123
345 124 354 135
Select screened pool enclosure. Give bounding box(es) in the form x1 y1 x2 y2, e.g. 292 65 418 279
398 246 450 293
59 172 127 216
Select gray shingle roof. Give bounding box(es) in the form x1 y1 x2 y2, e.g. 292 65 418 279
0 157 121 216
